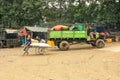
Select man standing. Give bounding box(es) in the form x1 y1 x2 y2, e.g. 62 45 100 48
23 34 31 56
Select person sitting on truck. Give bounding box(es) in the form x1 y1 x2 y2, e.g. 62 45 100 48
23 34 31 56
87 26 95 40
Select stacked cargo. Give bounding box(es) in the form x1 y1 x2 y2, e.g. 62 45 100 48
70 25 85 31
49 24 87 39
51 25 69 31
51 24 85 31
105 35 120 43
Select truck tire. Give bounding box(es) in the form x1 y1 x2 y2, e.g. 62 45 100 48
96 39 105 48
0 41 3 48
59 41 70 51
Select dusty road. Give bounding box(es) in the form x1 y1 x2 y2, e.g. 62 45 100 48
0 42 120 80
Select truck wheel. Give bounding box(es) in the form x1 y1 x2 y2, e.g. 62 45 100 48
0 41 3 48
59 41 70 51
96 39 105 48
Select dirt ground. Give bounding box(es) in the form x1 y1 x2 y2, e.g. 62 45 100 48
0 42 120 80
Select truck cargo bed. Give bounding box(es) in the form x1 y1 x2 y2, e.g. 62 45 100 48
48 30 87 39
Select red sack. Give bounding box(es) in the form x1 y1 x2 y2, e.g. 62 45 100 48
54 25 62 31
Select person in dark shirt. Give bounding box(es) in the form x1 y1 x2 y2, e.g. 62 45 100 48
23 34 31 56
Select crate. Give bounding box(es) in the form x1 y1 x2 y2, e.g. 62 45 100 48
106 38 112 43
47 40 54 47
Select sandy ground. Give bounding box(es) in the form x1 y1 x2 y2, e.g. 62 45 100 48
0 42 120 80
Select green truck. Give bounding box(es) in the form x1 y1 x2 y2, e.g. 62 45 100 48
48 27 105 50
0 29 20 48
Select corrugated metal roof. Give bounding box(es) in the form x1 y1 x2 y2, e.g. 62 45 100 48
25 26 49 32
5 29 19 33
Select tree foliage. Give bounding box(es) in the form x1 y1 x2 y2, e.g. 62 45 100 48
0 0 120 28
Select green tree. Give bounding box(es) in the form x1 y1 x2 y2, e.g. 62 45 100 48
0 0 120 28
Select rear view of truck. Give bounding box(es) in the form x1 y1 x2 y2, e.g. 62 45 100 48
0 29 20 48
